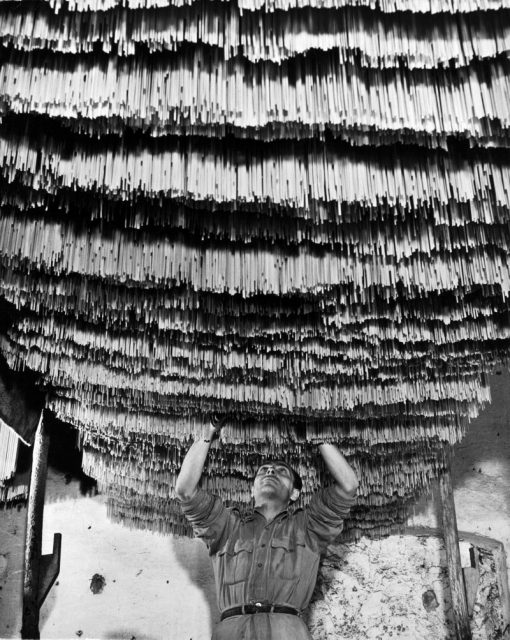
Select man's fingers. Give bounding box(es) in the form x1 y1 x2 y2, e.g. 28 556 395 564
210 413 227 430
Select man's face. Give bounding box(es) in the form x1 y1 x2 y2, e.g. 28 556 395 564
251 462 300 505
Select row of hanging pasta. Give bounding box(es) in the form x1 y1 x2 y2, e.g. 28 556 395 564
4 177 509 226
46 384 491 420
72 405 468 448
81 443 452 501
5 347 491 410
1 5 508 67
27 118 510 148
10 311 510 358
2 201 510 257
85 446 454 505
2 54 509 136
3 334 503 405
6 327 504 390
0 271 506 331
0 261 506 321
79 416 467 455
2 135 510 207
47 391 486 437
2 215 510 294
19 0 510 19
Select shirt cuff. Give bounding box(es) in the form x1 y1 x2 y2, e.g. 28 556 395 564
323 484 357 512
179 488 217 523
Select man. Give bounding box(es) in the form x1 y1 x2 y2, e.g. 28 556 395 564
175 418 358 640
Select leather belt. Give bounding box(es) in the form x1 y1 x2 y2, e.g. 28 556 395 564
220 603 300 621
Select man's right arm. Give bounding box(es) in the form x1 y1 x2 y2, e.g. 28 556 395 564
175 419 234 553
175 423 219 501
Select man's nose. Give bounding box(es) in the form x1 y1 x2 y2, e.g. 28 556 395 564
265 467 276 475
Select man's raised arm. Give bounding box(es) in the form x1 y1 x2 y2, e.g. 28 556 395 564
175 422 220 502
318 443 359 500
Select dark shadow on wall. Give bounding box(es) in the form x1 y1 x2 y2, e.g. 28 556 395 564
410 370 510 525
169 534 218 634
451 370 510 491
45 415 98 501
15 413 98 505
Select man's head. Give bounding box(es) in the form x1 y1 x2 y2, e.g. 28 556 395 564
251 460 302 507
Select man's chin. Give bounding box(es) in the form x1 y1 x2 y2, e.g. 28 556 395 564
256 486 286 501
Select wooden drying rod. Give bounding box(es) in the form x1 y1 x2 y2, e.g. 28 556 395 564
21 412 61 640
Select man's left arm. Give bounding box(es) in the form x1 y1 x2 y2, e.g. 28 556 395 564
305 444 358 550
318 443 358 500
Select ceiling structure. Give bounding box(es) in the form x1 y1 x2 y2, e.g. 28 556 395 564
0 0 509 538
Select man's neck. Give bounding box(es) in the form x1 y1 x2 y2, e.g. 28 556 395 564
253 499 290 523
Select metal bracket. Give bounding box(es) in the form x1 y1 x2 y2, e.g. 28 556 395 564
38 533 62 607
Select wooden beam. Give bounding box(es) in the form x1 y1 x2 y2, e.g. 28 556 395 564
21 413 50 640
439 457 472 640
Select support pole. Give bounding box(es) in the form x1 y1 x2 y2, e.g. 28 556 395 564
21 412 50 640
439 451 472 640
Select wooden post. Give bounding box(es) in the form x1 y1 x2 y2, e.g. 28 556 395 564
439 454 472 640
21 413 50 640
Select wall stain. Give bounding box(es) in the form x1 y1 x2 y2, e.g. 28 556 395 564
90 574 106 594
422 589 439 611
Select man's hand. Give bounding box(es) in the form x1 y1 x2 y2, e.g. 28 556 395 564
175 414 226 501
210 413 227 430
208 413 226 441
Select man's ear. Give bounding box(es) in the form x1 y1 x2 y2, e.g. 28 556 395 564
290 488 300 502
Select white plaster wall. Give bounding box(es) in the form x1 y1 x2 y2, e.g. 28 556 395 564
39 478 218 640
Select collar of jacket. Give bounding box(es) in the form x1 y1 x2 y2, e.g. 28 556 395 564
241 504 303 523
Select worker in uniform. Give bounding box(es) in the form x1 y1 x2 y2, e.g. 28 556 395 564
175 417 358 640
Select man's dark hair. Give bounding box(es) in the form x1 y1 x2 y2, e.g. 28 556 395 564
256 460 302 493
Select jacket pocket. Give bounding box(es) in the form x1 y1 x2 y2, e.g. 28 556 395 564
270 535 303 581
217 538 254 585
